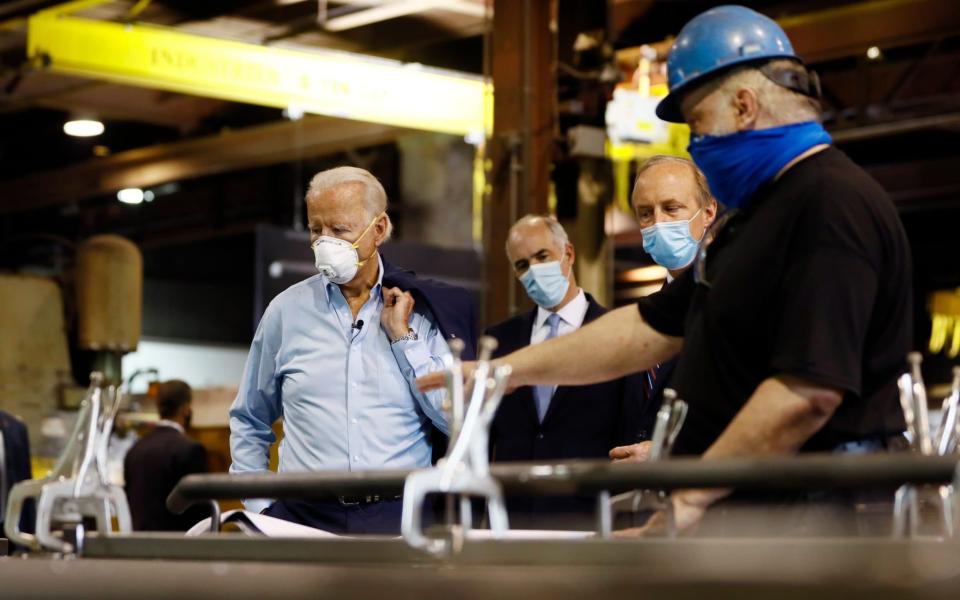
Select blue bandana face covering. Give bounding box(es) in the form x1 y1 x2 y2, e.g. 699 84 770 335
641 209 703 271
687 121 832 210
520 259 570 309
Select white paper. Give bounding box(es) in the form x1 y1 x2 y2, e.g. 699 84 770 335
186 509 341 538
463 529 594 541
187 510 595 541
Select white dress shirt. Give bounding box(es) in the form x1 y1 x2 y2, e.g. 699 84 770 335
529 288 588 396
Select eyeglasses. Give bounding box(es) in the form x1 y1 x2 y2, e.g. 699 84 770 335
693 209 740 289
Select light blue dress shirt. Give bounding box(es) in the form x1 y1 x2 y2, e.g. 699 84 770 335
229 256 450 513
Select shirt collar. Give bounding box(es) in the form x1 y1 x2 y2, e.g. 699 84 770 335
155 419 185 434
534 288 587 331
322 253 384 303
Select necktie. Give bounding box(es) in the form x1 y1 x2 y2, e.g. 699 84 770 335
644 367 658 402
533 313 562 422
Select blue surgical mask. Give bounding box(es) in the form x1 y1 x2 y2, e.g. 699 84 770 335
520 258 570 309
688 121 832 210
641 209 703 270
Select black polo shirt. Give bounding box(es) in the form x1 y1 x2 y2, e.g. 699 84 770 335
638 147 912 456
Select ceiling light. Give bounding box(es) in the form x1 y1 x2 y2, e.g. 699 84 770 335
64 119 104 137
464 129 484 146
117 188 144 205
283 103 305 121
866 46 882 61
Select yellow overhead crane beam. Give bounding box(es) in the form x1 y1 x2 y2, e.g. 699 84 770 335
26 0 491 137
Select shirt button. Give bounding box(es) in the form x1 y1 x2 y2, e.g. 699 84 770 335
537 433 544 440
351 418 358 425
351 382 358 388
353 456 360 462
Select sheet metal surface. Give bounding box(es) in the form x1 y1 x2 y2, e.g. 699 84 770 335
4 538 960 600
166 454 960 514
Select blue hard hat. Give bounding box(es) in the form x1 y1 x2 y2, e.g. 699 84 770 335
656 5 801 123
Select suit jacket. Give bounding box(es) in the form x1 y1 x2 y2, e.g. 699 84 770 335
382 258 479 464
637 357 678 440
0 410 34 537
382 259 478 360
124 425 210 531
485 293 648 529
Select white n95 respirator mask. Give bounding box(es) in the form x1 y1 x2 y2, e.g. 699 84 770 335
312 213 382 284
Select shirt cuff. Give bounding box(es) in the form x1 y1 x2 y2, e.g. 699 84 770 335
391 338 434 375
243 498 274 515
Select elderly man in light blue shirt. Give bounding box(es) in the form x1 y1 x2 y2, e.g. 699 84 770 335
229 166 449 534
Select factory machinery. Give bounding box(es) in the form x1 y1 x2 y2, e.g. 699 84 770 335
0 234 143 477
4 336 960 598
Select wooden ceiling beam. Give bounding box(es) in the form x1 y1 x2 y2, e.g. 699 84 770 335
614 0 960 67
0 115 411 215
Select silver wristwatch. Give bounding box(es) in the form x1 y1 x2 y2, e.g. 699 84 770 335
391 328 418 344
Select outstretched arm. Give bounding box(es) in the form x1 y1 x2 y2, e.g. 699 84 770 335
419 304 681 391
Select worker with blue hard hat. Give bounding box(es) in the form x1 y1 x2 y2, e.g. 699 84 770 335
656 4 828 211
655 4 820 124
419 5 912 537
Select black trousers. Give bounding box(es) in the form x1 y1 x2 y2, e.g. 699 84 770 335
263 497 442 535
264 498 406 535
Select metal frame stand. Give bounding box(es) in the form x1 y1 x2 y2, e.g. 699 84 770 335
401 337 513 555
4 372 131 553
598 389 687 538
893 355 960 538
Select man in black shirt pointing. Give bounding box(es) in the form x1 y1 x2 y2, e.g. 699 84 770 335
418 5 911 534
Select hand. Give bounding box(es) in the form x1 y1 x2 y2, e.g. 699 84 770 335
416 361 477 393
612 489 714 538
609 441 652 463
381 287 415 341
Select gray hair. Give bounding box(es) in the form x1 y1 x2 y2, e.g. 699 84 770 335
715 59 821 125
507 214 570 254
306 166 393 239
633 155 714 208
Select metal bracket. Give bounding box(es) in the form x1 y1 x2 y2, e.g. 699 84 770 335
598 389 687 539
4 373 131 553
401 337 512 556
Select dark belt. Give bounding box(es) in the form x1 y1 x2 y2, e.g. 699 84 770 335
336 494 402 507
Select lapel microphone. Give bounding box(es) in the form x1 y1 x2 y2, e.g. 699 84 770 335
352 320 364 331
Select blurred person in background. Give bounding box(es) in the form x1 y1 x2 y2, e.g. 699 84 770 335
124 379 209 531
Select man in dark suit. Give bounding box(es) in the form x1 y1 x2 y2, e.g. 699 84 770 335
124 380 209 531
486 215 647 530
608 155 718 463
